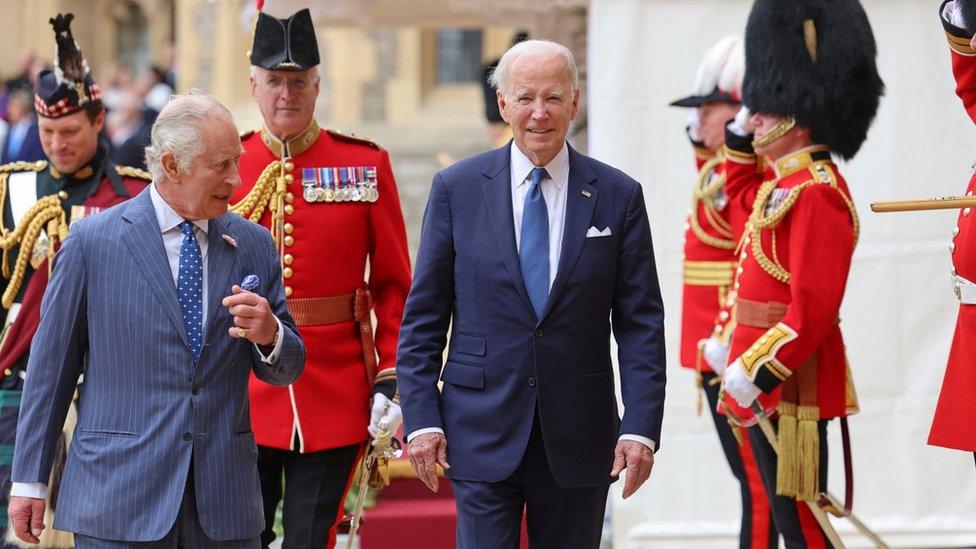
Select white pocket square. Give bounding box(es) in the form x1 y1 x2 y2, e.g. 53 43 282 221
586 226 612 238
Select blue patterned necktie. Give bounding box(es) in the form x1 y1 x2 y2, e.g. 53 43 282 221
520 167 550 320
177 220 204 362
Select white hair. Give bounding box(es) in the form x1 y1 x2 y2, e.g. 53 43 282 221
488 39 578 94
144 90 233 182
249 65 321 81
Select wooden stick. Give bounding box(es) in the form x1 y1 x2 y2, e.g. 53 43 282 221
870 196 976 213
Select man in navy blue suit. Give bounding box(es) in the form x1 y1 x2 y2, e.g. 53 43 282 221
397 39 667 548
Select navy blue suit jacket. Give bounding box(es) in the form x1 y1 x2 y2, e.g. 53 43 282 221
1 118 45 165
11 189 305 541
397 143 666 488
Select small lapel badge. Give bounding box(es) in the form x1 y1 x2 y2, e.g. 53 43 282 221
222 234 238 248
581 190 592 198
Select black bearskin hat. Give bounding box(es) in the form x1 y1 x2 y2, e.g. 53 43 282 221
743 0 884 159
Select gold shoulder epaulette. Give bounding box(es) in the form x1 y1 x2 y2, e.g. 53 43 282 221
327 128 382 150
0 160 47 173
116 165 152 180
241 129 256 140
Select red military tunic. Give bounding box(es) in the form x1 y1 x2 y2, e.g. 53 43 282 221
720 145 860 422
929 11 976 451
679 147 737 372
234 122 411 453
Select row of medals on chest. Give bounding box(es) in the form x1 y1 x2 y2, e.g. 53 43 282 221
298 165 379 204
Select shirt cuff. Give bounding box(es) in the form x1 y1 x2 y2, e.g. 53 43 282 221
10 482 46 499
407 427 444 443
619 434 656 452
254 316 284 364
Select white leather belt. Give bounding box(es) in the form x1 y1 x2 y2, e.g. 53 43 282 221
952 274 976 304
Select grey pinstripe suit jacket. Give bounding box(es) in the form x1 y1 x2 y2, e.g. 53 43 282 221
10 188 305 542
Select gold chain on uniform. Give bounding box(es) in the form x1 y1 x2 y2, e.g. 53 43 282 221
229 160 292 251
746 169 860 284
689 156 736 250
0 189 68 308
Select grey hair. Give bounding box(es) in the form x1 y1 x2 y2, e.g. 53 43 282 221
488 39 578 94
249 65 321 81
144 90 233 181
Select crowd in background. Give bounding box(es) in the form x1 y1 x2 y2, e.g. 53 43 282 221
0 46 177 171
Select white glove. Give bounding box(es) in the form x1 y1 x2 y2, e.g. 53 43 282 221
686 111 702 143
728 106 753 137
723 360 762 408
945 1 967 28
368 393 403 438
702 336 730 375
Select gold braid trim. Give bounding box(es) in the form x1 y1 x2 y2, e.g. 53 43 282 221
229 161 283 224
0 161 46 173
115 165 152 180
747 167 860 283
0 195 67 308
747 180 814 283
689 157 736 250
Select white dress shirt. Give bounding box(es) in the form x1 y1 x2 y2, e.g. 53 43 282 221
10 184 283 500
408 142 655 452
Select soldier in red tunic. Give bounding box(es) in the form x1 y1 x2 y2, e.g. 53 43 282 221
933 0 976 467
0 13 150 542
671 36 778 549
718 1 883 546
231 8 411 548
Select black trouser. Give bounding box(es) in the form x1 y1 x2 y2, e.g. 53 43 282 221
258 442 361 549
702 374 778 549
747 421 831 549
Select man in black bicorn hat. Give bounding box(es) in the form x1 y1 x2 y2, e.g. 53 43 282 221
231 8 411 548
0 12 151 545
713 0 883 546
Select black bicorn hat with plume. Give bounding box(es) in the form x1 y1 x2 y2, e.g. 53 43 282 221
249 8 320 72
743 0 884 160
34 13 102 118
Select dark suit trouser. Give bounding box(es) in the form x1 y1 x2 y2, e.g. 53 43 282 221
450 414 609 549
702 374 778 549
747 421 830 549
257 442 361 549
73 466 259 548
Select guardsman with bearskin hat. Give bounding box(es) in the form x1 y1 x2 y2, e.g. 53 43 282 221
670 35 778 549
933 0 976 468
716 0 883 546
0 13 150 544
230 7 411 547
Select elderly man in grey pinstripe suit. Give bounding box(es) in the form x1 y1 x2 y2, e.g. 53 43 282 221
6 93 305 548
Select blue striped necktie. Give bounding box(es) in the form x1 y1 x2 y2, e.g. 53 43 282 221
520 167 550 320
177 220 204 362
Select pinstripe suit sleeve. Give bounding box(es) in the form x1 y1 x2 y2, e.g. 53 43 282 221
12 226 88 484
249 225 304 386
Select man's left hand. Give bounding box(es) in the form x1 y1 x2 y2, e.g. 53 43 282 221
610 440 654 499
723 359 762 407
222 285 277 346
368 394 402 438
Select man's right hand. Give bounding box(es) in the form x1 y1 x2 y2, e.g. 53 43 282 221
701 336 730 375
408 433 450 493
8 496 45 544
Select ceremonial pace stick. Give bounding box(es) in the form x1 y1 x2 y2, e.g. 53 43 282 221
748 403 890 549
870 196 976 213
